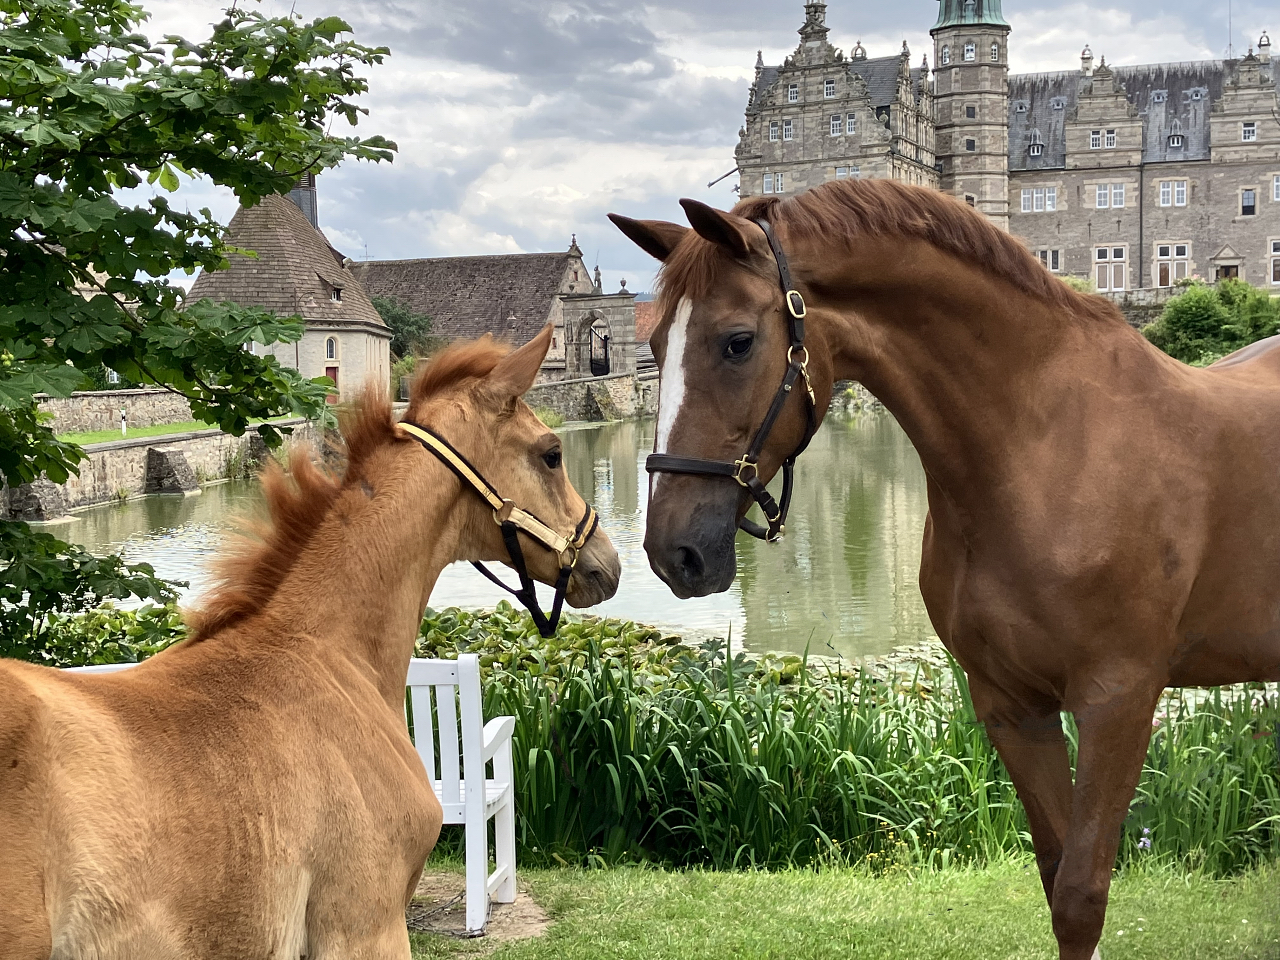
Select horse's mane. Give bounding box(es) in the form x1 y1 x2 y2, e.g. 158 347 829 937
184 337 512 641
656 178 1122 326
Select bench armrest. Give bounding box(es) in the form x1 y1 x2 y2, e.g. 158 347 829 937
481 716 516 763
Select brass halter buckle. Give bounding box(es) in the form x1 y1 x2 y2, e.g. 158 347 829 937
732 457 760 488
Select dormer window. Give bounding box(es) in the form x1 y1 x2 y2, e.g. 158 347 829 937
1029 143 1044 157
331 287 342 303
1015 101 1027 113
823 78 836 98
1152 91 1167 103
941 45 951 65
1169 133 1184 148
963 42 976 62
1051 97 1066 111
1191 90 1202 100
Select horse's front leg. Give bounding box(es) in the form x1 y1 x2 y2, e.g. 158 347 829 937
970 674 1074 906
1051 681 1163 960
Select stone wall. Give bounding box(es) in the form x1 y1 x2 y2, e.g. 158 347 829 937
1103 287 1176 328
4 419 320 518
524 372 657 423
37 389 194 434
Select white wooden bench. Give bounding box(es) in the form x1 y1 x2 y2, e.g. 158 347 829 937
66 653 517 934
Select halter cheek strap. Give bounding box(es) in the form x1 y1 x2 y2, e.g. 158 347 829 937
644 217 818 543
397 422 598 638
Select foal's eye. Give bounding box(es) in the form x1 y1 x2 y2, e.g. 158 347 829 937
541 449 562 470
725 333 754 360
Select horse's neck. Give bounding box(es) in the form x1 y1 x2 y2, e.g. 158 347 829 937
819 254 1154 510
259 459 466 709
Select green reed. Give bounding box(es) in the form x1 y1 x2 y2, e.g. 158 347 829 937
420 607 1280 874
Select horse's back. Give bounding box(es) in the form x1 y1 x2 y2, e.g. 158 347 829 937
1209 333 1280 379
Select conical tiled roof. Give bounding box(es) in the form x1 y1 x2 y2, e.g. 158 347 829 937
189 194 384 327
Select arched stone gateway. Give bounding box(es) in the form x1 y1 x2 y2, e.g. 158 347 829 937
561 289 637 380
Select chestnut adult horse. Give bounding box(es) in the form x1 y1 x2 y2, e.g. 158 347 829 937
0 326 619 959
611 180 1280 960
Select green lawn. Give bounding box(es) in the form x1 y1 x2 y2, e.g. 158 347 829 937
411 860 1280 960
58 416 295 446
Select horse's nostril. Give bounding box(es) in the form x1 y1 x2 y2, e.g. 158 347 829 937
675 545 705 581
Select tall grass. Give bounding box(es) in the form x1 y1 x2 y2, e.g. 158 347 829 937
419 608 1280 874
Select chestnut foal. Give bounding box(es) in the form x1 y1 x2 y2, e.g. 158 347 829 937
611 179 1280 960
0 326 619 959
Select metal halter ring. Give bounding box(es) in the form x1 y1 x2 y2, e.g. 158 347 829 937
788 345 817 405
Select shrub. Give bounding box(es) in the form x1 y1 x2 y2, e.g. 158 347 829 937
533 406 565 429
1059 275 1096 294
1144 280 1279 364
2 603 185 667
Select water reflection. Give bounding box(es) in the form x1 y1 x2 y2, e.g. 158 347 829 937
65 413 936 659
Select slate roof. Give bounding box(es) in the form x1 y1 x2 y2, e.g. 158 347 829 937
189 194 383 326
750 55 924 111
349 252 574 344
1009 59 1276 169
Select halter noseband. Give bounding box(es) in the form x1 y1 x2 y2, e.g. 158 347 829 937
398 422 599 638
644 218 818 543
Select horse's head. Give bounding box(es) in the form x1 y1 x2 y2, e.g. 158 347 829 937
610 201 833 598
403 325 621 609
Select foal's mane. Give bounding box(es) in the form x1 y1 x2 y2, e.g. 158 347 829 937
185 337 511 641
656 179 1122 325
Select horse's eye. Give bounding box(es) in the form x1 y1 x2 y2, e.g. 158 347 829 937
725 333 754 360
542 448 562 470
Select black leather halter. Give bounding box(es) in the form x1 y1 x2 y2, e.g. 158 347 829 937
399 422 599 638
645 218 818 543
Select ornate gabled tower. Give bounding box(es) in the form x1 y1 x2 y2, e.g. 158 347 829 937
931 0 1012 228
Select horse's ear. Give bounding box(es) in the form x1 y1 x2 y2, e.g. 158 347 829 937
679 199 756 259
488 323 552 399
607 214 688 263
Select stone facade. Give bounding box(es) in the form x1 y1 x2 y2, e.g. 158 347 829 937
740 3 1280 293
524 372 658 423
37 388 194 434
738 4 936 199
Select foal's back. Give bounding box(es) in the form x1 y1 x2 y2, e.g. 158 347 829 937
0 638 437 958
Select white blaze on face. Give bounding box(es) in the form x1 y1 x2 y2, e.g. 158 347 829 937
653 297 693 492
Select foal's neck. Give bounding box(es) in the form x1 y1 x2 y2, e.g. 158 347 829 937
262 449 470 709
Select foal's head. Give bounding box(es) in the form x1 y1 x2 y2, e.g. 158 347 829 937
402 325 621 608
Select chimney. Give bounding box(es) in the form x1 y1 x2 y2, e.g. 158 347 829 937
1081 44 1094 76
288 173 319 229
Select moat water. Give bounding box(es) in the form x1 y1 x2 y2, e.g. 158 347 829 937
65 412 936 659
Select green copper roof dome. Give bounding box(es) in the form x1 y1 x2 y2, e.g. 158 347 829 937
932 0 1009 30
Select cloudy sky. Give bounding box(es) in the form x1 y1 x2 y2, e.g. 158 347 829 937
142 0 1274 293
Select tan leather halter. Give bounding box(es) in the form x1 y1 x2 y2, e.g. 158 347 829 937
398 421 598 637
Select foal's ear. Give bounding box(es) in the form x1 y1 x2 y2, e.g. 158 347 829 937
679 199 757 260
489 323 552 399
607 214 688 263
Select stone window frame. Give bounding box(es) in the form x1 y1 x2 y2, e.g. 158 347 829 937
990 42 1000 62
1034 249 1062 272
1241 187 1258 217
1269 238 1280 285
1090 129 1102 149
787 83 799 103
1274 174 1280 202
325 336 338 361
963 42 976 62
965 138 977 152
846 113 857 135
1095 182 1125 209
769 121 779 142
830 114 843 137
1021 186 1057 213
782 118 794 141
1158 179 1189 207
1094 245 1128 292
824 78 836 99
1241 121 1257 142
1153 241 1191 288
1105 129 1117 149
834 166 859 179
966 104 977 119
941 45 951 65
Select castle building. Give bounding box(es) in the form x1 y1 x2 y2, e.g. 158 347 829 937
738 2 1280 291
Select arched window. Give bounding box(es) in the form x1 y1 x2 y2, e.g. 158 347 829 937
963 42 976 62
325 337 337 360
990 43 1000 62
940 45 950 65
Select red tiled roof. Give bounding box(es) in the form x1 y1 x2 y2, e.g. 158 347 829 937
634 300 659 343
